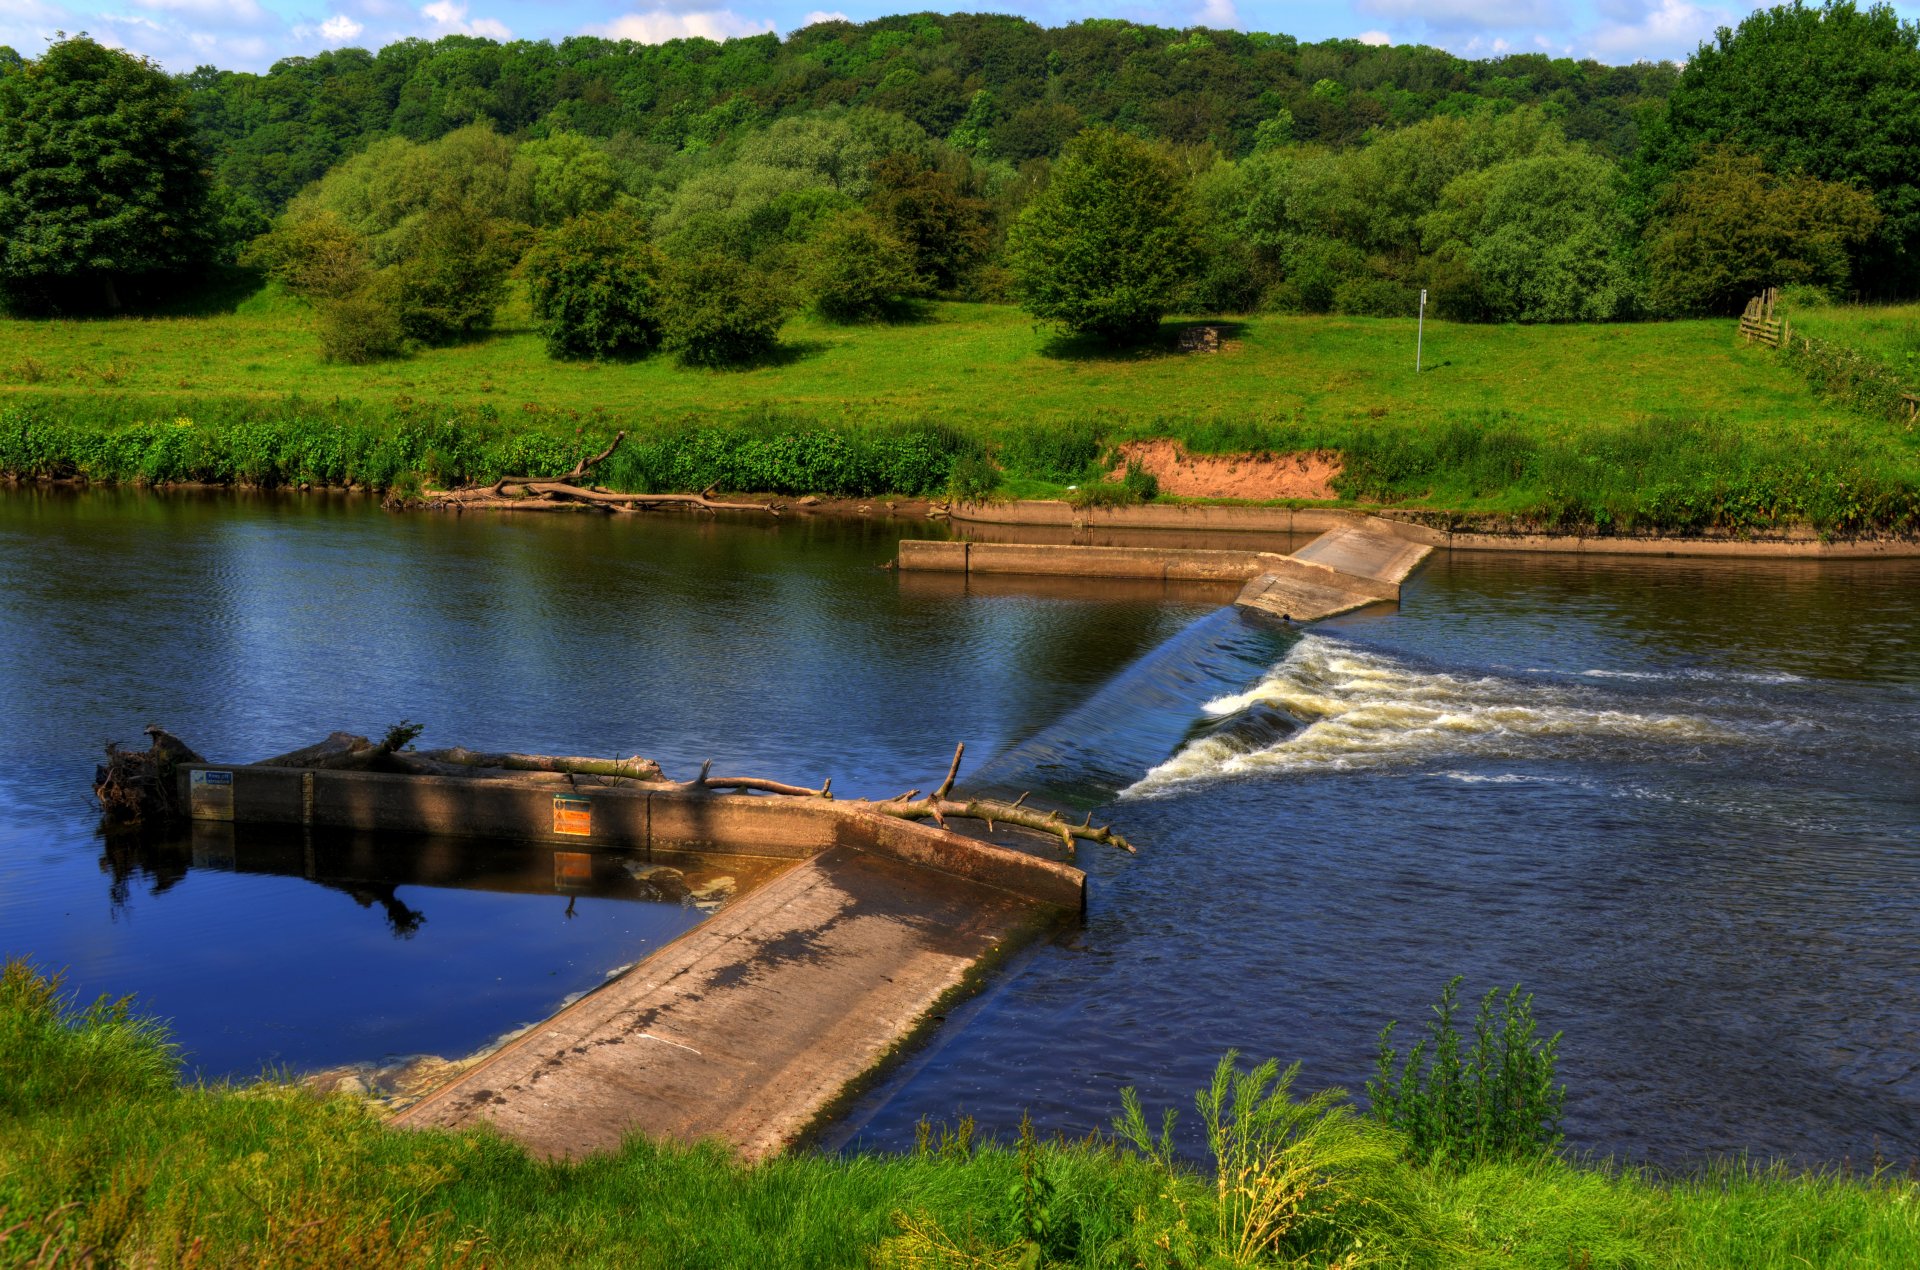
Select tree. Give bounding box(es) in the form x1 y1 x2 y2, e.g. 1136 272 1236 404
1644 145 1881 314
523 209 665 359
866 151 992 291
658 251 794 367
1648 1 1920 295
389 197 516 344
1421 150 1636 323
0 36 214 312
1005 128 1197 342
804 210 921 322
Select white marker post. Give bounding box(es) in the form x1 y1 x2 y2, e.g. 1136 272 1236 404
1417 288 1427 374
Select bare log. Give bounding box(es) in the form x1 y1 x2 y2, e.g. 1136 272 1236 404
663 758 831 798
414 748 665 781
864 743 1136 856
255 722 423 771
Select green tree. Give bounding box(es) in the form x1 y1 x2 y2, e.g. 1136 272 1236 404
1422 149 1635 322
389 197 516 344
1644 145 1882 314
524 209 665 359
1648 1 1920 295
866 151 994 292
658 251 794 367
0 36 213 312
510 131 621 228
804 210 921 322
1005 128 1196 342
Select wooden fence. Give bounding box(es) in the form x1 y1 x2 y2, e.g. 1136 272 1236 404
1739 287 1790 348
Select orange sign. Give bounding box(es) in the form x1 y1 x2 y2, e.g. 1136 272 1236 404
553 794 592 837
554 851 593 888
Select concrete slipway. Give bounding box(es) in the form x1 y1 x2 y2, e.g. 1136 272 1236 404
179 762 1082 1162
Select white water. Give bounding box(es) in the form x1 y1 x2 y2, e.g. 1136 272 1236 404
1124 635 1737 794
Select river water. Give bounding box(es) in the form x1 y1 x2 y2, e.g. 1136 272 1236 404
2 489 1915 1168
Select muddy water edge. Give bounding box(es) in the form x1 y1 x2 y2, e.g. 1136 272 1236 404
2 487 1916 1170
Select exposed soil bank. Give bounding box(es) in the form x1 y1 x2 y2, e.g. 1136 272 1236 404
1108 440 1342 500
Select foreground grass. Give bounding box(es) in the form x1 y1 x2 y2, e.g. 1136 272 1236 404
1 293 1917 533
2 963 1914 1268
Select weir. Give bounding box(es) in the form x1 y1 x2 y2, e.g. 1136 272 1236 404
166 760 1085 1161
897 513 1437 624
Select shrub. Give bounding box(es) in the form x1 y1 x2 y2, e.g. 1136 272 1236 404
805 210 920 323
523 209 664 360
391 197 516 346
316 285 406 365
946 450 1000 500
658 251 794 367
1367 977 1565 1167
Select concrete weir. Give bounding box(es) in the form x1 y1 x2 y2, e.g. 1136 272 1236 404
176 763 1083 1160
899 513 1437 623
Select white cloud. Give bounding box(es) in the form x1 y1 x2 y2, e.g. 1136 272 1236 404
798 9 848 24
588 8 774 42
127 0 267 26
1356 29 1390 45
1355 0 1557 31
1585 0 1728 60
1195 0 1237 29
421 0 507 38
318 12 362 40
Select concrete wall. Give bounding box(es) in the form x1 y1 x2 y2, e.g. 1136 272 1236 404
177 765 1084 911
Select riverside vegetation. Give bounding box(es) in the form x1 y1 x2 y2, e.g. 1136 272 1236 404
2 960 1915 1268
2 296 1916 535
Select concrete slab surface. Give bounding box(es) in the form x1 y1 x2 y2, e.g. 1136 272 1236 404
394 846 1053 1161
1234 570 1387 624
1290 520 1434 589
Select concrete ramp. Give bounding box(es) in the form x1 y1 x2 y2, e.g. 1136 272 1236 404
393 846 1050 1161
1289 518 1435 589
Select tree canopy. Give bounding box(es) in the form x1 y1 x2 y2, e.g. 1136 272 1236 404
0 36 213 311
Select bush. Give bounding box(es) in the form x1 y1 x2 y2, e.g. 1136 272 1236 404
316 284 406 365
390 197 516 346
946 450 1000 500
1332 276 1415 317
658 251 794 367
523 209 664 360
1367 977 1565 1167
805 210 920 323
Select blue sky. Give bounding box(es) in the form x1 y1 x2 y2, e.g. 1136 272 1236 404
2 0 1916 75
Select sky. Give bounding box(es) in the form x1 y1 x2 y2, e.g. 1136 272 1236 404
1 0 1917 76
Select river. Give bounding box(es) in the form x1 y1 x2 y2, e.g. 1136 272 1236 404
2 488 1915 1168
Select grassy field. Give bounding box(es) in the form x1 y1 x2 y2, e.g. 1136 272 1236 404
1783 300 1920 375
0 290 1847 429
3 961 1915 1269
1 291 1916 533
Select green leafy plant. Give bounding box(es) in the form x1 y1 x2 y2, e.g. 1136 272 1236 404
1367 977 1565 1167
1115 1051 1409 1267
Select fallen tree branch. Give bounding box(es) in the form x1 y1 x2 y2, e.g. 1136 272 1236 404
256 723 423 771
425 432 781 517
865 743 1137 856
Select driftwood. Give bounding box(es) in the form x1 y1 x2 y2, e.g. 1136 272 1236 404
403 748 664 781
256 723 423 771
88 728 1137 856
865 744 1136 856
94 726 206 826
425 432 780 517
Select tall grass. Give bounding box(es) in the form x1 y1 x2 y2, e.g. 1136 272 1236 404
4 960 1916 1268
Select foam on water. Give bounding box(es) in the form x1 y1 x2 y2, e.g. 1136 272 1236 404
1124 635 1736 795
